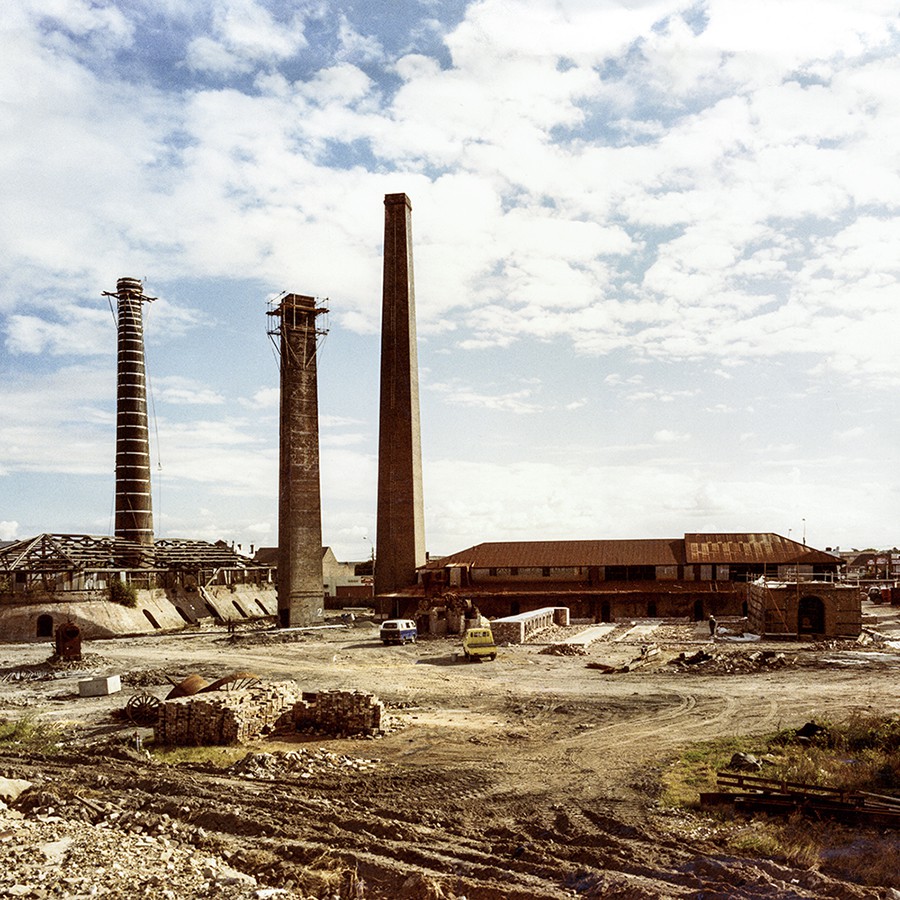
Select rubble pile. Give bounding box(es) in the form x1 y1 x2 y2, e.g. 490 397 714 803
155 682 300 746
227 748 379 780
670 649 792 674
121 668 174 687
292 690 386 737
0 796 295 899
540 644 587 656
46 653 106 670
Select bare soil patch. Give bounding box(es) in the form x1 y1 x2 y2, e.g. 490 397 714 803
1 607 900 898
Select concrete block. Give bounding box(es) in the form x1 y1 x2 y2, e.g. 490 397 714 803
78 675 121 697
0 777 32 802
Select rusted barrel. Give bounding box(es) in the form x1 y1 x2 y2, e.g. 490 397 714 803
55 622 82 659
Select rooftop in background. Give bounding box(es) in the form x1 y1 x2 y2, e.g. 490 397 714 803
422 533 843 570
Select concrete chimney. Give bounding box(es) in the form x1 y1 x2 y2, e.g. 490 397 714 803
108 277 154 547
375 193 426 609
268 294 328 627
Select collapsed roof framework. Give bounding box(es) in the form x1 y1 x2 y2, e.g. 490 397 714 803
0 534 268 590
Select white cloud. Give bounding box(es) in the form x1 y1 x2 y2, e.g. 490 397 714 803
244 387 280 408
431 381 542 414
628 389 697 403
0 521 19 541
186 0 308 74
834 426 866 442
653 429 690 443
336 14 383 64
155 376 225 406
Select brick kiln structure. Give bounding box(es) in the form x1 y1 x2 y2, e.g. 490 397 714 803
746 580 862 638
268 293 328 628
105 277 155 549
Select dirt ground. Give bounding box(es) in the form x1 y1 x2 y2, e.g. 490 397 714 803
2 604 900 899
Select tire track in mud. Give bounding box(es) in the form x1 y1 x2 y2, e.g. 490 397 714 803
5 632 899 899
4 753 605 899
6 750 884 900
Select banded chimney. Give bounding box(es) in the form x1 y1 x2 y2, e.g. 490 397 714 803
107 277 154 546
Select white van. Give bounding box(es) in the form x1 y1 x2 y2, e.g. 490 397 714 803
379 619 417 645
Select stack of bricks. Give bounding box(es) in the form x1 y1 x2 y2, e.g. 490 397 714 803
155 681 300 746
292 690 385 737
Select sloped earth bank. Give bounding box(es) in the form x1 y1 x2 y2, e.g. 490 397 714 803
2 618 900 899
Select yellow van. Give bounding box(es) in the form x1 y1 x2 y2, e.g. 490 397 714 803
462 626 497 661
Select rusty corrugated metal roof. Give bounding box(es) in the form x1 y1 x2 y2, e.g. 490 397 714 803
422 539 686 569
422 533 844 571
683 533 842 565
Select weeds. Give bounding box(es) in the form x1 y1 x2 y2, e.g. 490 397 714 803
108 580 138 608
660 736 752 807
664 713 900 890
148 743 248 768
0 714 64 754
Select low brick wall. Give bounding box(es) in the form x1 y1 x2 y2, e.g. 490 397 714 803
155 681 300 746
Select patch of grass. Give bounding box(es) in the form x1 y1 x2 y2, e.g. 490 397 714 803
660 736 753 807
148 742 248 768
0 714 64 754
663 714 900 890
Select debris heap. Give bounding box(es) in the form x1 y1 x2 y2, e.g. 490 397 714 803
669 649 791 674
227 748 379 780
155 681 300 746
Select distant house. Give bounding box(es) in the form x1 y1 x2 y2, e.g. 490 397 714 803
410 532 844 625
846 550 899 581
253 547 373 605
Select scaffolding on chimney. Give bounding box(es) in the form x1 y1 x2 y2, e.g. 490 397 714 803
266 293 329 628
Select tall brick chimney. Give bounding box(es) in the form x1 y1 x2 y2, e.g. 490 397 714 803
268 293 328 627
375 193 426 610
108 277 154 547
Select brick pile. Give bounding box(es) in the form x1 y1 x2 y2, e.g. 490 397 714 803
292 690 385 737
155 681 300 746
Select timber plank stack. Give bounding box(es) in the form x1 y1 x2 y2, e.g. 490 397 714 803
701 771 900 828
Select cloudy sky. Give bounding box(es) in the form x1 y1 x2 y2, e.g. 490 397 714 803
1 0 898 560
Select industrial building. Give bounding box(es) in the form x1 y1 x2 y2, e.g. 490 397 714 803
407 532 853 636
0 272 362 642
746 578 861 638
0 532 276 641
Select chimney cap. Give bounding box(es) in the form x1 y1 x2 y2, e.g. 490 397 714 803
384 193 412 209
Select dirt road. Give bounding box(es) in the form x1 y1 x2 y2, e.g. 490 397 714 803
2 614 899 898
